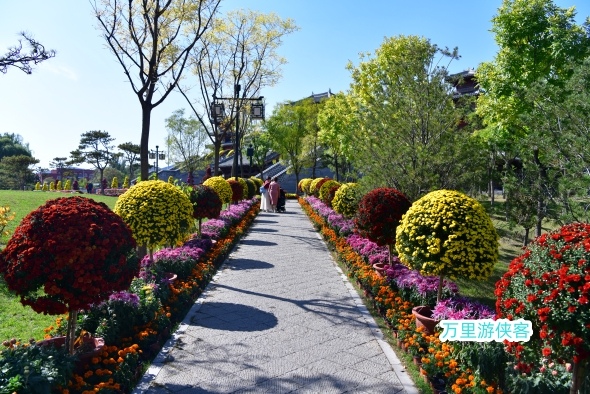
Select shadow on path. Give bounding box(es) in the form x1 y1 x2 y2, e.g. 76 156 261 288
191 302 278 332
225 258 274 270
238 239 277 247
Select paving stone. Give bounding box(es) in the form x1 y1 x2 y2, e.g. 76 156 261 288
133 202 416 394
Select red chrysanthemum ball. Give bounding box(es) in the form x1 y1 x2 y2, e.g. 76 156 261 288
0 196 138 315
190 184 222 220
228 179 244 202
354 187 411 246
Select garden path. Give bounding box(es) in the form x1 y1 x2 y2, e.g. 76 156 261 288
134 199 417 394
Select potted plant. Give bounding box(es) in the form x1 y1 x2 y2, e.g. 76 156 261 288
355 187 412 265
496 222 590 394
114 180 194 253
395 190 498 332
0 197 139 354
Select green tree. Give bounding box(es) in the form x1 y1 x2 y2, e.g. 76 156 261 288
165 109 208 181
70 131 116 194
347 35 478 201
476 0 590 235
0 133 31 160
317 93 358 182
247 129 273 180
179 9 298 175
265 102 309 189
118 142 140 181
0 154 39 190
49 157 68 181
92 0 221 181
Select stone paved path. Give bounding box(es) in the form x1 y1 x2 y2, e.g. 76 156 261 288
134 200 418 394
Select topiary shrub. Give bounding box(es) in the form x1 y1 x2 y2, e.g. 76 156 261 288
228 179 244 203
111 177 118 189
123 176 129 189
0 196 138 353
185 184 222 233
332 183 362 218
327 185 340 207
319 180 341 205
299 178 313 195
35 182 41 190
250 176 263 190
237 178 248 200
244 178 256 199
64 180 71 190
168 176 174 184
495 223 590 391
310 177 330 197
114 180 194 250
396 189 498 303
355 187 411 264
203 176 232 205
43 182 49 191
56 180 63 190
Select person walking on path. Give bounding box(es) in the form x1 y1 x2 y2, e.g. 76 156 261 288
260 176 271 212
269 176 280 213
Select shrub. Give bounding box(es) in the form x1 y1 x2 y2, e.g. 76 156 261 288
396 189 498 302
496 223 590 390
332 183 362 218
35 182 41 190
203 176 232 204
244 178 256 199
168 176 174 184
299 178 313 195
186 184 222 221
111 177 118 189
355 187 411 248
0 206 15 237
310 177 330 197
250 176 263 190
319 180 341 205
64 180 71 190
228 179 244 202
123 176 129 189
114 180 194 249
56 180 63 190
43 183 49 191
237 177 248 199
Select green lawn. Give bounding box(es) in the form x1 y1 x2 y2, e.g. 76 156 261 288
0 190 119 342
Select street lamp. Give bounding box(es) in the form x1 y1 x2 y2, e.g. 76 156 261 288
149 145 165 180
246 144 254 172
212 91 265 180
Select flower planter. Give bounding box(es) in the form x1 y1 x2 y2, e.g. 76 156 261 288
373 262 387 277
412 306 439 335
37 335 105 361
413 355 422 367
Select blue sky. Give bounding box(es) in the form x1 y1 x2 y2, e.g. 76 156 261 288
1 1 588 169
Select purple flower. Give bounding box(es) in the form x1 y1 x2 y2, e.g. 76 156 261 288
108 291 140 307
431 296 496 320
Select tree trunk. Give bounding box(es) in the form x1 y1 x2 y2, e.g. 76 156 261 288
335 153 339 182
213 139 221 176
66 310 78 355
570 359 586 394
523 228 530 247
140 104 153 181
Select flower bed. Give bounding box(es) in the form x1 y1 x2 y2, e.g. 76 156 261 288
0 197 260 393
300 196 511 393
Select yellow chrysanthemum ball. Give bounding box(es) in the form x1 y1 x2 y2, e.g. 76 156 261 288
203 176 232 204
114 180 194 249
332 183 362 218
309 178 327 196
396 189 499 281
237 178 248 200
318 179 341 205
298 178 312 194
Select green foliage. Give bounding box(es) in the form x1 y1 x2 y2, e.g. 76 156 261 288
396 190 499 281
203 176 232 204
346 35 482 201
237 178 248 200
244 178 256 199
111 176 118 189
0 154 39 190
331 183 362 218
309 178 329 197
165 109 208 176
299 178 313 195
114 180 194 249
123 176 129 189
0 341 76 394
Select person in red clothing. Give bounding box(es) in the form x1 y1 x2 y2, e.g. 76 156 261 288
269 177 280 213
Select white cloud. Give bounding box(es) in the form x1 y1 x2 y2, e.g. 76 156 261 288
42 62 78 81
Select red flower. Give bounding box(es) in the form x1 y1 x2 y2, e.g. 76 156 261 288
542 348 552 357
